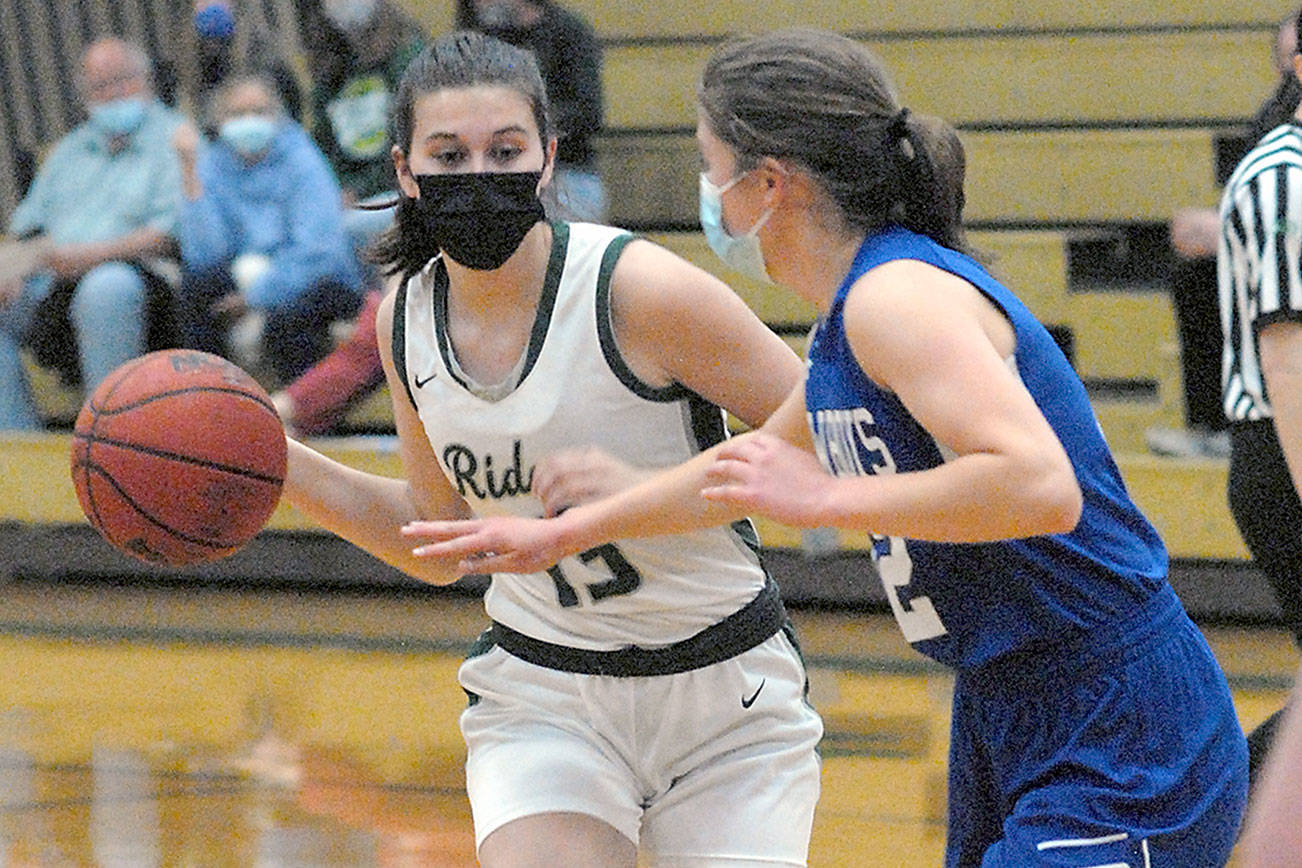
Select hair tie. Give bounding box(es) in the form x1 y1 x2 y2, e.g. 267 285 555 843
889 107 911 140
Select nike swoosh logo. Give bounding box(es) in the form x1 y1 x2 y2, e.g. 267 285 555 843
741 678 766 709
414 372 437 388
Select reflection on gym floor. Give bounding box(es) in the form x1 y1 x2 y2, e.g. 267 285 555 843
0 581 1291 866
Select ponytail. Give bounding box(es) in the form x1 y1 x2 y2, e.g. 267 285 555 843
895 111 968 253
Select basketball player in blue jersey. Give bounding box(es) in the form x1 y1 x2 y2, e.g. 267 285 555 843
280 31 822 868
407 28 1250 866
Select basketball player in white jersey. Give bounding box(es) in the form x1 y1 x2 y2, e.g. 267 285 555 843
280 31 823 868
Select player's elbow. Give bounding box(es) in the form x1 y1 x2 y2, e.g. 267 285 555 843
1032 459 1083 536
399 557 469 588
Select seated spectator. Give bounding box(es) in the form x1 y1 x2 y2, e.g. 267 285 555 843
301 0 427 247
270 287 384 436
0 38 183 430
173 74 362 384
456 0 607 222
180 0 305 127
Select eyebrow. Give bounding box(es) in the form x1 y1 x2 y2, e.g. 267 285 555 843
422 124 532 144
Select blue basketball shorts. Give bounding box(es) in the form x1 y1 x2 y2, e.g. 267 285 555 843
945 584 1248 867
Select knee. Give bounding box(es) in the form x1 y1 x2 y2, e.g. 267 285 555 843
70 262 146 323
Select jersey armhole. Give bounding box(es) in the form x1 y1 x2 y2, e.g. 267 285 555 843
594 233 691 402
391 276 417 414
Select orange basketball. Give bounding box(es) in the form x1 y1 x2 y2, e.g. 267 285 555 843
69 349 287 566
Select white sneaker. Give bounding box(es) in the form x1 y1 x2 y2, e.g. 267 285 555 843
228 309 266 374
1145 426 1230 459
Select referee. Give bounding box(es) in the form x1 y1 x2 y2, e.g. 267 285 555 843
1218 7 1302 786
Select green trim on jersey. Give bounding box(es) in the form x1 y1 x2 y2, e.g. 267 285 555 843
392 277 415 413
432 222 569 397
594 233 691 402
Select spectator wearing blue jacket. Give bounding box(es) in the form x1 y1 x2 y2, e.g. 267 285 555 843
173 74 362 383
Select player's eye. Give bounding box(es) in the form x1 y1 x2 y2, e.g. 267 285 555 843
490 143 524 164
434 148 466 166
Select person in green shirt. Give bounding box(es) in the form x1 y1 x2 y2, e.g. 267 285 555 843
301 0 428 245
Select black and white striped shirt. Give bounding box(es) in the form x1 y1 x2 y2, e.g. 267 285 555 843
1219 123 1302 422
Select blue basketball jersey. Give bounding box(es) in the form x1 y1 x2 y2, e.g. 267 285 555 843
805 226 1168 669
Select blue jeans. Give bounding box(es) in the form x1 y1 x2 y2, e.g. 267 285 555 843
0 262 148 430
177 266 361 384
551 168 608 224
344 193 397 293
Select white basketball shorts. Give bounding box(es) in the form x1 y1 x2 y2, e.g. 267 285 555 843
458 628 823 865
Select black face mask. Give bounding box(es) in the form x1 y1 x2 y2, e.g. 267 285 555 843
411 171 545 270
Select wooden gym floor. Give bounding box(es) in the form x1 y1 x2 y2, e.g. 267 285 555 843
0 574 1292 866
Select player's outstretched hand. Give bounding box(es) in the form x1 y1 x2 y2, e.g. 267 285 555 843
403 515 568 575
533 446 649 517
701 432 830 528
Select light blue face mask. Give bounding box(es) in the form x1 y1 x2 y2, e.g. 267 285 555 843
219 115 277 159
89 97 147 139
698 171 774 284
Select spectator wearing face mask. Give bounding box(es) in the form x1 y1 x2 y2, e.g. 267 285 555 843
0 38 184 430
300 0 428 247
179 0 305 128
456 0 607 222
172 74 362 384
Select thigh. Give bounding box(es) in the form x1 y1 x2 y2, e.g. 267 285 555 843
945 687 1003 868
479 812 636 868
68 262 147 331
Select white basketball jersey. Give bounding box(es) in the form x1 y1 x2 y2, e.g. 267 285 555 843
395 222 767 650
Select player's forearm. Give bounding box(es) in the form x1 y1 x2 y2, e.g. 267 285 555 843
282 438 464 584
818 451 1081 542
551 446 747 554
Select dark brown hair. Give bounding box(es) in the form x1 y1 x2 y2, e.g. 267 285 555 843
698 28 968 252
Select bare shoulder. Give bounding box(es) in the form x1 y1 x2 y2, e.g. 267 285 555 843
609 237 758 324
842 259 1000 385
604 236 801 419
374 275 404 363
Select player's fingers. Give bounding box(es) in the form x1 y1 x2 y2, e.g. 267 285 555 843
541 496 575 519
699 482 751 506
410 533 495 558
712 439 751 462
703 457 752 485
531 463 559 505
401 519 483 540
714 431 776 462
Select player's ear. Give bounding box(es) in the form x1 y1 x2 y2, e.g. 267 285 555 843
756 156 790 207
538 137 558 191
394 145 419 198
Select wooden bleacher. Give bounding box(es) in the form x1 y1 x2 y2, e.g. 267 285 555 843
555 0 1288 38
6 0 1282 571
600 30 1275 131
